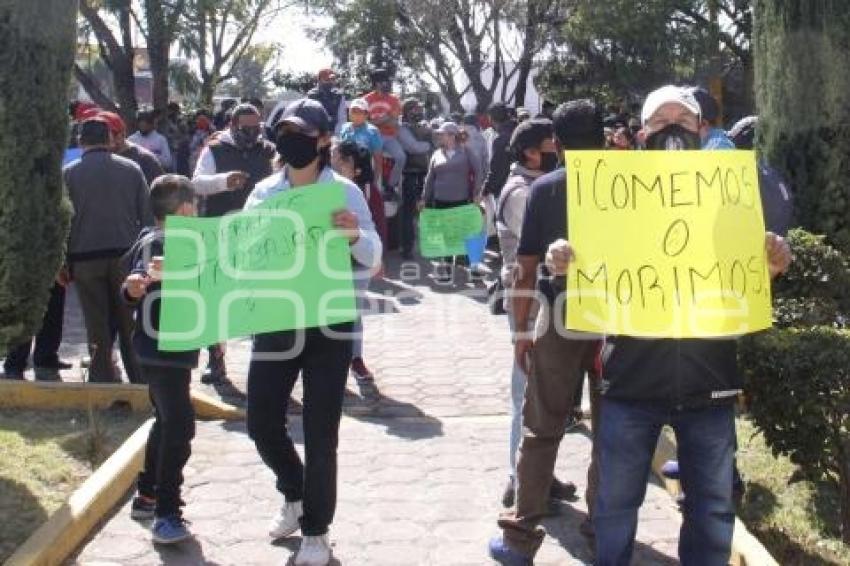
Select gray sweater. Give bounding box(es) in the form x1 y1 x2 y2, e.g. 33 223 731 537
422 146 482 204
64 148 154 260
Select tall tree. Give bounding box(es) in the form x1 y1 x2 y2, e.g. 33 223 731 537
218 44 279 100
77 0 139 126
537 0 752 110
177 0 282 106
142 0 188 111
0 0 76 349
754 0 850 542
314 0 564 112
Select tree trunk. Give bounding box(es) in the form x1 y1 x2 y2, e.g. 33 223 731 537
754 0 850 252
145 0 172 112
0 0 76 349
200 79 217 109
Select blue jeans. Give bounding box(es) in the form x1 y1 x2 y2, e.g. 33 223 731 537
507 311 526 477
594 399 736 566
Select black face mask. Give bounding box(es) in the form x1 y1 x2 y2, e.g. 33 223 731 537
644 124 701 151
276 132 320 169
540 151 559 173
234 126 260 148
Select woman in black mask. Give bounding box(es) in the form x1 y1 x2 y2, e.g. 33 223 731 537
242 98 382 566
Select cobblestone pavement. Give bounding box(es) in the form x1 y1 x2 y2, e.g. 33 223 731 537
51 254 681 564
73 418 680 566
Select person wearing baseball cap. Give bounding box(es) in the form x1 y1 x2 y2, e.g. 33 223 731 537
307 67 347 135
338 97 384 194
541 86 793 566
99 111 164 185
243 98 382 566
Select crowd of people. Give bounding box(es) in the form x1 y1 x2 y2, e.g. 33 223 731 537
3 65 796 566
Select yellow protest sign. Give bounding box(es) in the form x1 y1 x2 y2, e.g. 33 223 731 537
565 150 772 338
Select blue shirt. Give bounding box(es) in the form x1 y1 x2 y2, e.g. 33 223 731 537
339 122 383 154
702 127 736 150
244 166 382 270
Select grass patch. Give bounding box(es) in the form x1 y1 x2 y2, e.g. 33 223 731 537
0 407 146 562
736 416 849 565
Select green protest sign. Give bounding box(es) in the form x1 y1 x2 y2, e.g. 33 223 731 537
158 182 357 351
418 204 484 258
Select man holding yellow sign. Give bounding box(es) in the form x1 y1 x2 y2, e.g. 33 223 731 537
543 87 791 566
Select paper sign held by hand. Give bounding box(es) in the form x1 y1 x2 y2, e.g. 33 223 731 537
418 204 484 258
158 182 357 351
565 150 772 338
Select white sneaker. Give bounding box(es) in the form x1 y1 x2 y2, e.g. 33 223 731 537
268 500 302 539
295 534 331 566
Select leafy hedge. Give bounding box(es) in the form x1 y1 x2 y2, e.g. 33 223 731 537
740 228 850 542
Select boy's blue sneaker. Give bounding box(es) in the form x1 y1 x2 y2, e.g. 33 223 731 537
152 515 192 544
660 459 680 480
488 536 532 565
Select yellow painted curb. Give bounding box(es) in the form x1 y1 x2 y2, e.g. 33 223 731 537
5 418 154 566
653 430 778 566
190 389 246 421
0 381 245 421
0 380 149 412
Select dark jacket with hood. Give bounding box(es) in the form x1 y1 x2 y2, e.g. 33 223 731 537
122 227 199 369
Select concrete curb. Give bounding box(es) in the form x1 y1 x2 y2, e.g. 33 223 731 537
0 381 245 421
5 418 154 566
652 430 778 566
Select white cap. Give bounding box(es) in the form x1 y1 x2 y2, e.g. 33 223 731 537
349 98 369 112
641 85 701 125
436 121 460 135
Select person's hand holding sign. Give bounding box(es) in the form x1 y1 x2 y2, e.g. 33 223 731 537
766 232 792 278
333 209 361 244
545 239 575 276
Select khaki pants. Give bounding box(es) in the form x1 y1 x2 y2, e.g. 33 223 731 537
498 303 601 556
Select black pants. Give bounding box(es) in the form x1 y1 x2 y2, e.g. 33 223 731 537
4 282 65 373
246 324 353 536
400 171 425 255
137 365 195 517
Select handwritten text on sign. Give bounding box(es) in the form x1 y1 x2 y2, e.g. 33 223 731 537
565 150 772 338
158 182 357 351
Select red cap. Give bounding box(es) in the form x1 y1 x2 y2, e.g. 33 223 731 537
97 111 126 135
318 68 336 82
74 102 100 122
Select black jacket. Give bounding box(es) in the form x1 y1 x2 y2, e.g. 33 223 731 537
203 139 275 217
122 227 200 369
600 336 741 409
483 120 517 197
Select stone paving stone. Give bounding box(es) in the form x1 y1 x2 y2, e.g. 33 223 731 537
73 418 681 565
66 254 683 565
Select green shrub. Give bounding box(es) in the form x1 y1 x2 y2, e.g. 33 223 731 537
0 2 76 350
740 327 850 542
770 229 850 327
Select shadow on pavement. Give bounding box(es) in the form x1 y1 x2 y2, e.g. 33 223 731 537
154 536 227 565
0 478 49 563
543 504 679 565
